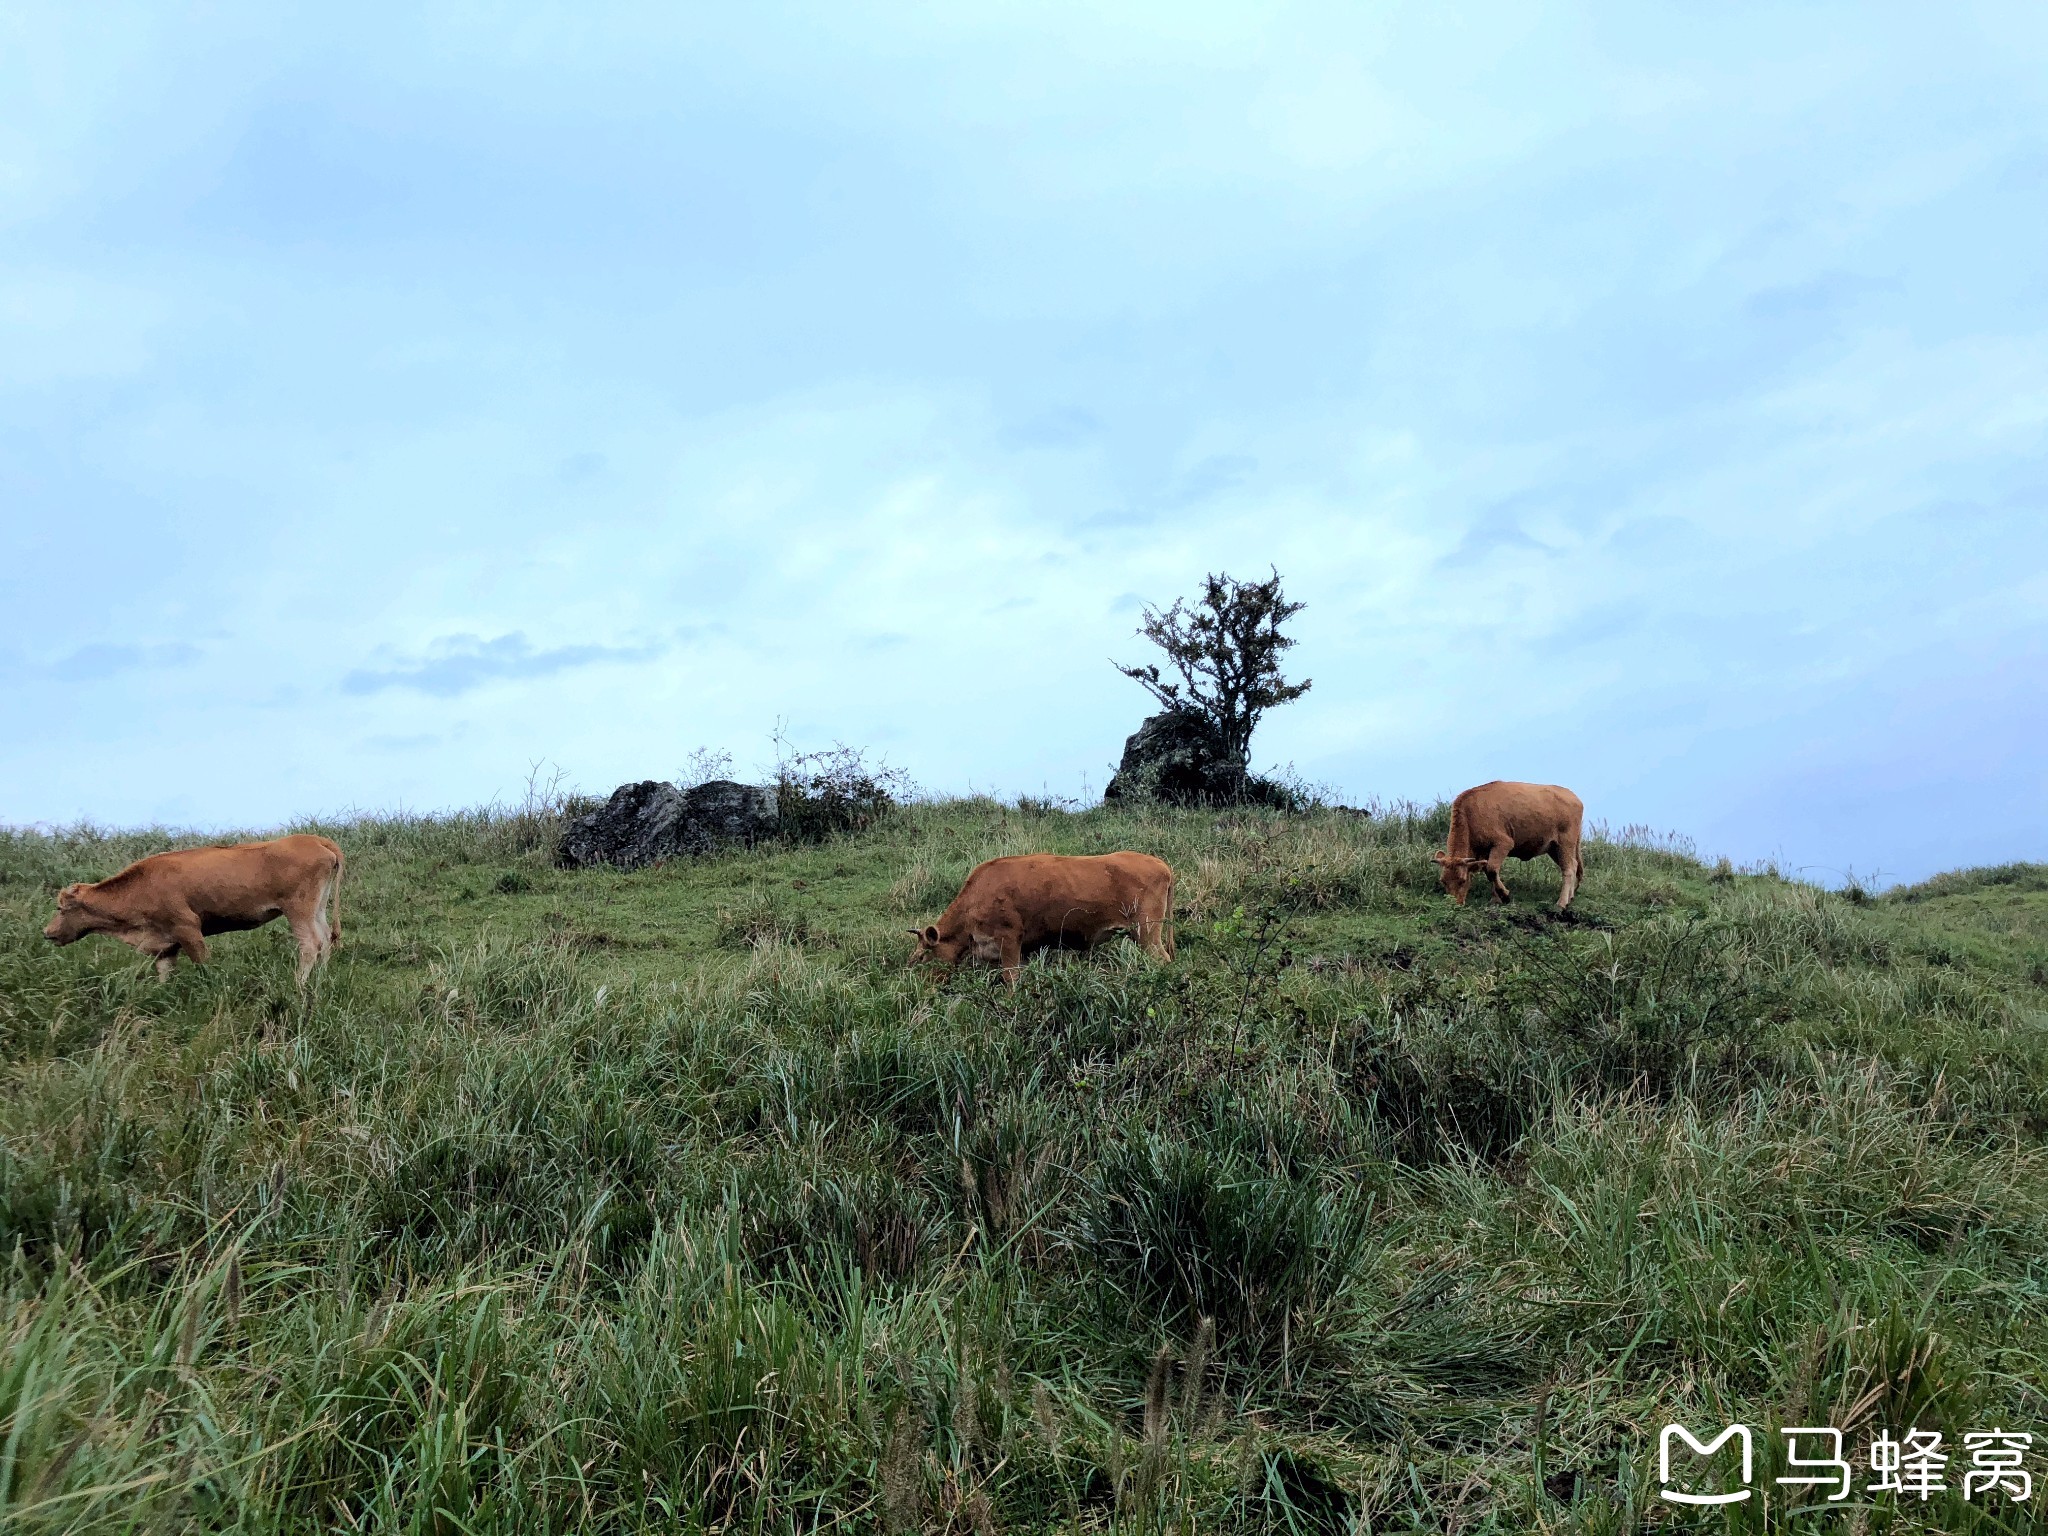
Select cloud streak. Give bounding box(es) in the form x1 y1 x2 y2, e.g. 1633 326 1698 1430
0 643 203 683
341 634 663 698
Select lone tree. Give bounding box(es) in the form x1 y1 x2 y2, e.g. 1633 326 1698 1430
1113 567 1311 789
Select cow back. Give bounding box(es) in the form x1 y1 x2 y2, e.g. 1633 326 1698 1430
944 851 1170 944
91 835 341 920
1451 781 1583 854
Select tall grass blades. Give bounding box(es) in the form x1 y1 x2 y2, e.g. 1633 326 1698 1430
2 798 2045 1530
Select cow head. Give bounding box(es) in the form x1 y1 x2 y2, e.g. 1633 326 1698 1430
906 925 999 969
1431 851 1486 905
909 924 954 967
43 884 101 944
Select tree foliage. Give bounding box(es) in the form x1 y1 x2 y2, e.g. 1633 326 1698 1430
1113 568 1311 780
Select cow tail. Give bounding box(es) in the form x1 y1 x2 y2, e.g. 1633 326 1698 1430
330 843 345 947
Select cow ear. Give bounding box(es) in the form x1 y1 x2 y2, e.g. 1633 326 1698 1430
923 925 941 945
1430 851 1450 866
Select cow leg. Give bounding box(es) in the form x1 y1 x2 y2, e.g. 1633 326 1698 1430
997 935 1024 989
287 892 333 981
1121 902 1158 962
168 920 209 967
1484 847 1513 903
1554 836 1582 910
147 919 205 982
287 911 324 984
1134 917 1161 961
1142 897 1174 961
303 870 340 956
324 863 342 949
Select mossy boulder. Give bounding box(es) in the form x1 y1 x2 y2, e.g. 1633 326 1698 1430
556 779 778 869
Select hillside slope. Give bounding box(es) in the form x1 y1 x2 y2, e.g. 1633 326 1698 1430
2 801 2046 1533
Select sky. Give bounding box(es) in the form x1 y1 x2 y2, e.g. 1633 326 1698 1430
3 2 2045 885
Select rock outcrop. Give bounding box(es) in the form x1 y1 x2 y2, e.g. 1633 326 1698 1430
1102 709 1247 806
556 779 779 869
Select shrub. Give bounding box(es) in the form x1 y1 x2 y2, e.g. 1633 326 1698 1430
773 742 912 843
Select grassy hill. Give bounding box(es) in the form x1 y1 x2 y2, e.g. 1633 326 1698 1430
2 799 2046 1533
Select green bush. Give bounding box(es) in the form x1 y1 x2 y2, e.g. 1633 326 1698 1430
773 743 911 843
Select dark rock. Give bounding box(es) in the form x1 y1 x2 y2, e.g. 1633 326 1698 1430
1103 709 1249 806
556 779 779 870
676 780 780 853
556 781 683 870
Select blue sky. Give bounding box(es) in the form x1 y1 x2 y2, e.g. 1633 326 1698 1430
3 2 2045 883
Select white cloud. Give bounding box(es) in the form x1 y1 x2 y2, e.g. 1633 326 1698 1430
0 2 2042 880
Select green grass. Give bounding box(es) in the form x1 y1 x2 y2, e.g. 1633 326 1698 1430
2 799 2046 1532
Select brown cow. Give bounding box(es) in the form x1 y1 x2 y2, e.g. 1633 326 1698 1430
43 834 345 983
1431 781 1584 910
908 851 1175 986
